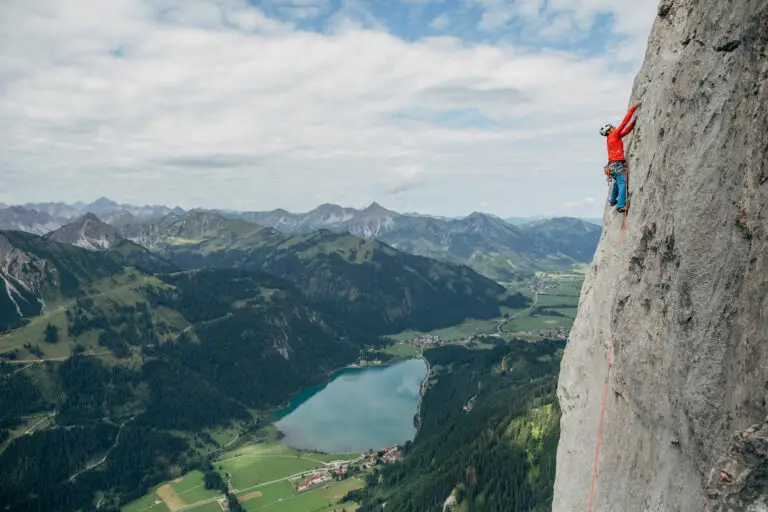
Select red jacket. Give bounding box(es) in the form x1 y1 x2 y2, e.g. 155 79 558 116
606 105 638 162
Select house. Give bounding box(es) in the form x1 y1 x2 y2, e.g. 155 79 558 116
297 472 326 491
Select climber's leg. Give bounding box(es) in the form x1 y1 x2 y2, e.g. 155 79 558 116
608 177 618 206
615 171 627 211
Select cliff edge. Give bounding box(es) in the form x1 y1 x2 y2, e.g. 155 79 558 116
553 1 768 511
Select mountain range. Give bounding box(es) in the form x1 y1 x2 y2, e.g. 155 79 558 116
30 211 509 334
0 200 566 510
2 199 602 281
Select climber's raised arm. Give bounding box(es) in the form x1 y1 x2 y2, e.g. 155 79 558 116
617 104 640 137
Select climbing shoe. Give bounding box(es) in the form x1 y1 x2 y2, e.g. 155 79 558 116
616 206 628 214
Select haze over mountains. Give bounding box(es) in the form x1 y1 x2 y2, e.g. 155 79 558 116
1 198 602 282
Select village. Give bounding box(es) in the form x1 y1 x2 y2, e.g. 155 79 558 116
400 327 569 349
289 445 403 493
349 358 384 368
519 327 570 341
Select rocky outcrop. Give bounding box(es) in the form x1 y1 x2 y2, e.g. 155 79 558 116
553 1 768 511
45 213 122 250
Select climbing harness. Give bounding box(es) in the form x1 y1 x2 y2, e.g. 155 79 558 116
587 338 614 512
604 161 626 177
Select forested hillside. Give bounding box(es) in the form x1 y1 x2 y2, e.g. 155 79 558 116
347 340 564 512
0 230 515 511
118 212 506 334
0 230 124 330
0 264 380 511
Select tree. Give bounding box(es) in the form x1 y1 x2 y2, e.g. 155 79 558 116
44 324 59 344
203 470 224 491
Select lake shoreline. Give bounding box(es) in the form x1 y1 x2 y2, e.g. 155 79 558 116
415 354 431 431
271 355 428 455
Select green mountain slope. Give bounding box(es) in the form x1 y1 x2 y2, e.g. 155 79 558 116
125 212 506 334
0 265 372 511
0 230 125 331
0 230 506 511
376 214 601 282
102 238 178 274
0 225 553 511
348 340 564 512
228 205 602 281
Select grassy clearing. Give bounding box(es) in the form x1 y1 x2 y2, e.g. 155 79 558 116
127 426 362 512
170 471 221 503
238 478 363 512
0 308 71 357
0 414 56 452
509 315 573 331
388 317 500 342
219 455 324 490
0 273 190 362
121 487 171 512
547 307 577 318
208 425 241 448
185 503 220 512
238 480 295 510
379 343 421 358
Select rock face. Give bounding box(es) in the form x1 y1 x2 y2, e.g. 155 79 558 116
553 2 768 511
45 213 122 250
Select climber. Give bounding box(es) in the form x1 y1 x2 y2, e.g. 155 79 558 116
600 103 640 213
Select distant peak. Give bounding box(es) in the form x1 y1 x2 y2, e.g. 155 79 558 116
363 202 395 215
465 211 498 220
89 197 118 206
311 203 345 214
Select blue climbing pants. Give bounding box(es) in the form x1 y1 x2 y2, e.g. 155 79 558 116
608 161 627 209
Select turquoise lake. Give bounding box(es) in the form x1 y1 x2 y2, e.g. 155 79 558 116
273 358 428 454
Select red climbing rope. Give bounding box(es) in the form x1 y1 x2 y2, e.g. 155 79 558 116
588 338 614 512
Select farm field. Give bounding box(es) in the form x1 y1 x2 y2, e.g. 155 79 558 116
219 454 324 490
123 427 361 512
241 477 363 512
387 317 501 342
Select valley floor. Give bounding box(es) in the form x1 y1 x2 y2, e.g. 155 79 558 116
387 273 583 346
122 427 364 512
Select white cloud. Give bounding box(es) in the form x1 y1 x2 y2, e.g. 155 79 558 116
478 10 512 31
0 0 658 217
430 13 450 30
380 165 428 194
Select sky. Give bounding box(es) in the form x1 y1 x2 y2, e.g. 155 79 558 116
0 0 659 217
